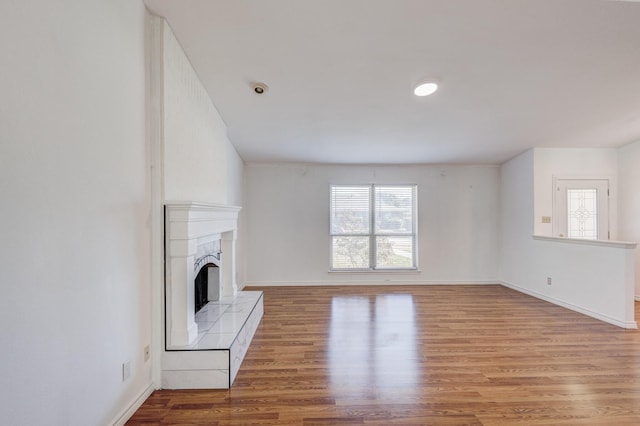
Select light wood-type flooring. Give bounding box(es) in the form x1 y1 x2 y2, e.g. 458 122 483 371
127 285 640 425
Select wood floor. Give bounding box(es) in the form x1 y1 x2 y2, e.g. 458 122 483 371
127 285 640 425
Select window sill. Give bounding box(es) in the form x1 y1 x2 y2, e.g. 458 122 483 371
329 269 421 274
532 235 637 249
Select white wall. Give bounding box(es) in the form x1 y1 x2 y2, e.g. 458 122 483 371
160 21 245 285
244 163 499 285
0 1 151 425
533 148 618 237
162 22 243 206
498 150 536 285
533 148 618 236
500 150 636 328
618 140 640 297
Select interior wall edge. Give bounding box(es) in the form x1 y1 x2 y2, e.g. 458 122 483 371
499 280 638 329
244 280 499 287
109 384 155 426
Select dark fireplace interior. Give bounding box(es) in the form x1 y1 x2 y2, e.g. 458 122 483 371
194 263 216 313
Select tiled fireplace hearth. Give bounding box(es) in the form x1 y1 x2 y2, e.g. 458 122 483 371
163 202 263 389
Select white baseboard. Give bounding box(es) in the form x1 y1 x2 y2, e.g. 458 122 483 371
636 295 640 302
244 280 498 287
110 383 155 426
499 280 638 329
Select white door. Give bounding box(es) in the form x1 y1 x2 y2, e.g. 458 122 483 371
556 179 609 240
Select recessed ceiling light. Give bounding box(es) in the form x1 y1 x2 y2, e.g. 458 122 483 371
251 82 269 94
414 81 438 97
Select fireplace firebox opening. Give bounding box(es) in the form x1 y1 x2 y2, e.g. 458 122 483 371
194 263 219 314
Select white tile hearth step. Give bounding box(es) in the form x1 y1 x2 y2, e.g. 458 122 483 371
161 291 264 389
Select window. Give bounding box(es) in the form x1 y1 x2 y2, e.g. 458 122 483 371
554 178 609 240
567 189 598 239
330 185 417 270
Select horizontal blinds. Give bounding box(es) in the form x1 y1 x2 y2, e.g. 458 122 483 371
374 186 415 234
330 184 417 270
330 185 370 234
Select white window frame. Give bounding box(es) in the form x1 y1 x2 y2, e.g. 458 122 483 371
330 184 418 271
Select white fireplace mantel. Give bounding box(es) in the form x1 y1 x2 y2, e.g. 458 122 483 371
165 202 241 348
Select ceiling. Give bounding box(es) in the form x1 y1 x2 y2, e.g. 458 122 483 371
144 0 640 165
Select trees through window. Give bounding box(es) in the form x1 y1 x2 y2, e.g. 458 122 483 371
330 185 417 270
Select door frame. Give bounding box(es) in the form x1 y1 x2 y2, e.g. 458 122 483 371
552 175 616 240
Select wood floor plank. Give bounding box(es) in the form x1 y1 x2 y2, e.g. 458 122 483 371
127 285 640 425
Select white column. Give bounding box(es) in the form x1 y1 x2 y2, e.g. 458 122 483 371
221 230 238 298
168 250 199 346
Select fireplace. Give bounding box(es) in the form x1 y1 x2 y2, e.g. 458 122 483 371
164 202 240 348
162 202 264 389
